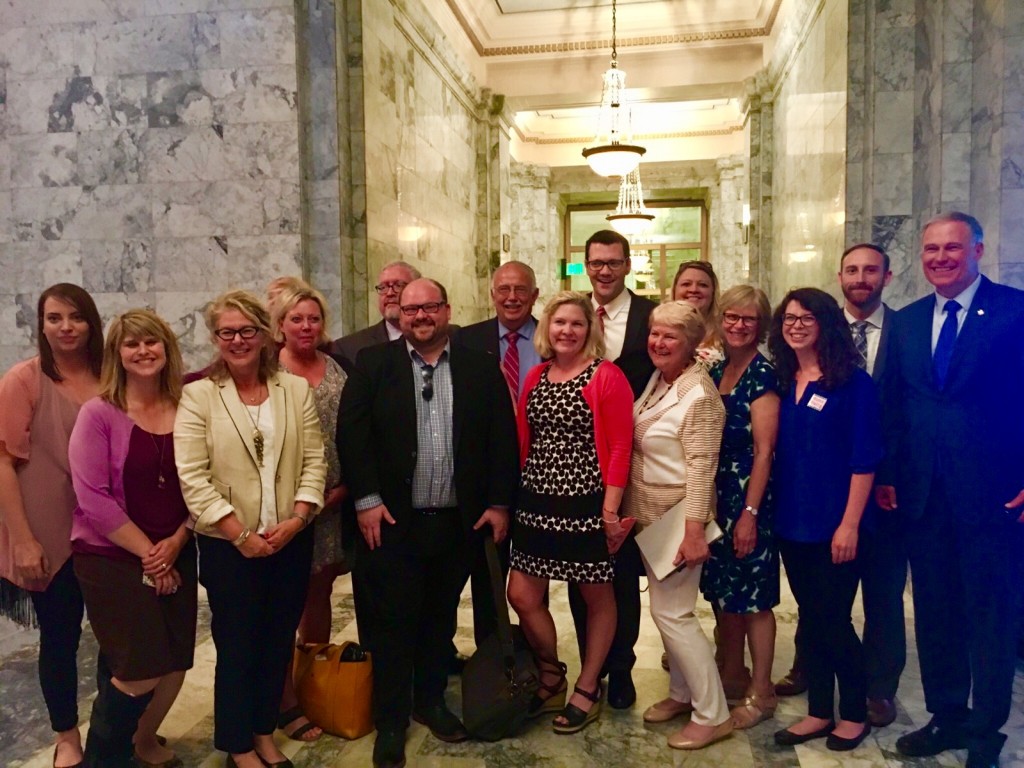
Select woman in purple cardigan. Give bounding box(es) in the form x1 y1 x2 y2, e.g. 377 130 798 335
69 310 196 768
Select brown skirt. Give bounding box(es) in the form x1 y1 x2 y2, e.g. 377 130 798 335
73 541 198 681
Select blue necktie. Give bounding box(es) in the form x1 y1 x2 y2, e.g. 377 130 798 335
932 299 961 388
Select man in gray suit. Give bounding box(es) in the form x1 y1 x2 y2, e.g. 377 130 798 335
331 261 422 372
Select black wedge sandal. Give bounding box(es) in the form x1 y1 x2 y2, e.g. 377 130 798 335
529 659 568 718
552 682 602 735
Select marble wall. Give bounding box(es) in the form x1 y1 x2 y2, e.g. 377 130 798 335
768 0 849 302
0 0 307 370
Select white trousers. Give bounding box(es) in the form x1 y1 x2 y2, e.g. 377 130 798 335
641 552 730 726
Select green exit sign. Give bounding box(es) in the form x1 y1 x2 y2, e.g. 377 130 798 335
565 262 585 276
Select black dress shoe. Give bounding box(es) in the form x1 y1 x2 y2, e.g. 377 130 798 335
867 697 897 727
412 704 469 743
826 723 871 751
446 652 469 676
607 670 636 709
895 719 967 757
372 729 406 768
774 721 835 746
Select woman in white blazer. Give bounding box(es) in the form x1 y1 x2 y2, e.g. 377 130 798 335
174 290 325 768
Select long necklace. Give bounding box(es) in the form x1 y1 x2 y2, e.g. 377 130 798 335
639 375 673 413
150 433 168 489
244 398 265 467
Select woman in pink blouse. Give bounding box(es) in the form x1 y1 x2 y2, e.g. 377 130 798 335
69 309 196 768
0 283 103 768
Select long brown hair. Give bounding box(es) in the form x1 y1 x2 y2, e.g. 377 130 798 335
100 310 184 409
37 283 103 382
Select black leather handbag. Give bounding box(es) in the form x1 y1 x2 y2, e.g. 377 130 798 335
461 538 540 741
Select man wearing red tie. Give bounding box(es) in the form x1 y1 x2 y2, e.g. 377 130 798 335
455 261 541 649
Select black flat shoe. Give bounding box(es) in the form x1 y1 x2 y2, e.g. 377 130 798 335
412 704 469 743
774 721 835 746
372 729 406 768
895 719 967 757
826 723 871 751
607 670 636 710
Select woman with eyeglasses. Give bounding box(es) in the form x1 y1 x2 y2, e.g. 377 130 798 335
174 290 326 768
767 287 881 752
0 283 103 768
700 286 781 729
506 291 634 735
672 260 723 365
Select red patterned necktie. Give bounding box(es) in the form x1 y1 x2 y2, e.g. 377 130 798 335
596 305 607 334
502 331 520 401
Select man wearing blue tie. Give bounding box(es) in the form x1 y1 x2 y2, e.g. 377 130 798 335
876 212 1024 768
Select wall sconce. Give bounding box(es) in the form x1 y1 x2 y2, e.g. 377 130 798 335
740 204 752 244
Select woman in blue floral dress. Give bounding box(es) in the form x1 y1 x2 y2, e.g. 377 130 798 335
701 286 781 729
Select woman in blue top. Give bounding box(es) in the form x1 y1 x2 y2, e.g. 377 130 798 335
768 288 881 752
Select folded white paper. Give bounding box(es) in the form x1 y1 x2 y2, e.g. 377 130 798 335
634 500 724 581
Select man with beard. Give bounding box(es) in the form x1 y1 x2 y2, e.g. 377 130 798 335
337 278 518 768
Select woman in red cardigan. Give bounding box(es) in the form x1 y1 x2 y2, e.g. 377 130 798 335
506 291 634 735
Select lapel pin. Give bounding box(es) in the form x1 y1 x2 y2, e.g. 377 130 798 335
977 309 985 316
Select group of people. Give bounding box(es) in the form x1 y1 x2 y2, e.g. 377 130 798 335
0 209 1021 768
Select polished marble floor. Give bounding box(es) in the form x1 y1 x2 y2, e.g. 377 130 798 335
2 570 1023 768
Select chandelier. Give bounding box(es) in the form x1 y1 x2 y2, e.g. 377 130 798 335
582 0 646 177
607 168 655 235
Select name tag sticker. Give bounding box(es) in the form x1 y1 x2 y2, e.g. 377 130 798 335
807 394 827 411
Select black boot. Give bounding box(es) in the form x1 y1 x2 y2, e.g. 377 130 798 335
84 657 154 768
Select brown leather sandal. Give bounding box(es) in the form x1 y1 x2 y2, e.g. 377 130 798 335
730 692 778 730
528 658 568 718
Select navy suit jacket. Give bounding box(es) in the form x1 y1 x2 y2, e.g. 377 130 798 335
879 277 1024 522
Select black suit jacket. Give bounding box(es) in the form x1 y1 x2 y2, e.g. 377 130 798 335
872 303 892 383
336 339 519 543
455 316 510 357
613 291 658 397
329 320 392 373
879 277 1024 522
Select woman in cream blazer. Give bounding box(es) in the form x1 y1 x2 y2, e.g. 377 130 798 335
174 290 325 768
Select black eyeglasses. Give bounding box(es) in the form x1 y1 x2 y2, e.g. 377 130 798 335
419 365 434 401
782 313 817 328
215 326 260 341
585 258 627 272
374 281 408 295
400 302 446 317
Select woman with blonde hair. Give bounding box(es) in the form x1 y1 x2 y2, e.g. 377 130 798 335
70 309 196 768
507 291 634 735
175 290 326 768
623 300 732 750
271 280 349 742
0 283 103 768
700 286 781 729
671 260 723 365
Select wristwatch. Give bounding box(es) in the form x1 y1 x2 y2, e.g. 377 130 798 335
742 504 759 517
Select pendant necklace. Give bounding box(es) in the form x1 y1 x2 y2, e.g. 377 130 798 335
244 388 265 467
150 433 168 489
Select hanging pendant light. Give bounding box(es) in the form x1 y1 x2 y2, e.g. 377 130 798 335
607 167 655 235
582 0 646 177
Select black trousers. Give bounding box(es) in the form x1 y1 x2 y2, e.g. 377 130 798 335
568 533 641 673
856 511 907 700
906 482 1024 760
354 509 470 732
29 557 84 732
198 528 313 754
780 538 866 722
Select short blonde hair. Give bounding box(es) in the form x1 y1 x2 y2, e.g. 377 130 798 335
271 282 330 346
204 290 277 382
535 291 606 360
719 285 772 344
101 309 184 409
650 301 705 351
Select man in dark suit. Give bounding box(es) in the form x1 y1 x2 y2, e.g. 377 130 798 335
454 261 540 647
337 278 519 768
876 212 1024 768
330 260 421 372
569 229 656 709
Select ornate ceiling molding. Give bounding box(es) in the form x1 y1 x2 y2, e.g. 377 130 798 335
513 125 744 145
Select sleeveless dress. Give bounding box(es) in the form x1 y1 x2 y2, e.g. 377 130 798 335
700 353 780 612
510 360 613 583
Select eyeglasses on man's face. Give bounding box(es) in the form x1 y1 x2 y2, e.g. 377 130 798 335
493 285 533 298
215 326 260 341
722 312 759 328
399 301 446 317
782 313 817 328
374 281 409 295
585 258 627 272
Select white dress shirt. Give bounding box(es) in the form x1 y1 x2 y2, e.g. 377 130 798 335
592 289 632 362
844 303 887 376
930 275 982 352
